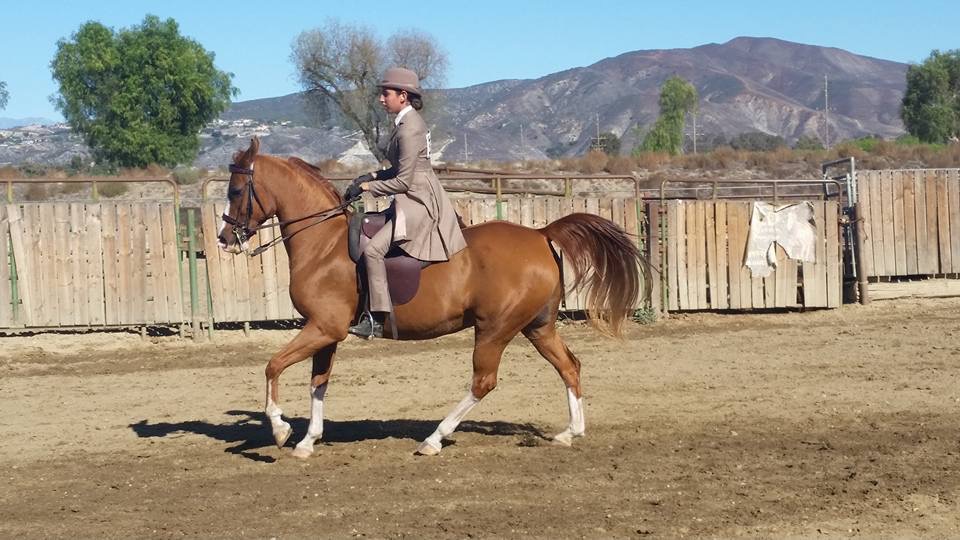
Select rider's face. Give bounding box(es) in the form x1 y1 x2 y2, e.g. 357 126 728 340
379 88 407 114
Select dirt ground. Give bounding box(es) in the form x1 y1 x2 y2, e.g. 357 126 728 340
1 297 959 539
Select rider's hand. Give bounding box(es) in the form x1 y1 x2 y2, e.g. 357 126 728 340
351 172 374 185
343 183 364 201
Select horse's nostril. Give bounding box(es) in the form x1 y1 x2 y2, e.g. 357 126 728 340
218 233 228 245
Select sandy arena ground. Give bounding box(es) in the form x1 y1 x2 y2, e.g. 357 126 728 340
1 297 959 538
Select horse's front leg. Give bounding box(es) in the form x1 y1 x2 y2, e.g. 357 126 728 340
264 324 338 449
291 343 338 459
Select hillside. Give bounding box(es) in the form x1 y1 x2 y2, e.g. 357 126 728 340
0 37 909 167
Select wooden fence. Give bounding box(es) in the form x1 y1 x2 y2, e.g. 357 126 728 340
858 169 960 277
199 194 647 322
659 200 843 310
1 191 855 331
856 168 960 300
1 202 182 328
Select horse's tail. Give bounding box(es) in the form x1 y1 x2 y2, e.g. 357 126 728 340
541 213 646 337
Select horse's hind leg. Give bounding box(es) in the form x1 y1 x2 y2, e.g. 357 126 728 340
523 325 585 446
416 338 509 456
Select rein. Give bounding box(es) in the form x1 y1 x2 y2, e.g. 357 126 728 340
224 163 353 257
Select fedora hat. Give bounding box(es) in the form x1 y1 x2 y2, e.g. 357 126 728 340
378 67 421 95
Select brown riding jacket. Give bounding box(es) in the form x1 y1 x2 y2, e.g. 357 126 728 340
366 108 468 262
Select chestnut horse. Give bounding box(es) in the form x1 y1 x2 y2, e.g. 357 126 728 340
217 138 644 458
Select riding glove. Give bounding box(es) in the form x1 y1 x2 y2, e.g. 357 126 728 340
343 183 363 201
352 172 374 185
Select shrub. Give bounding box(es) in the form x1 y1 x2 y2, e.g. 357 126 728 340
97 181 129 198
19 163 48 177
793 135 824 151
632 151 670 171
729 132 786 151
604 155 635 175
172 166 202 185
577 150 608 174
24 183 48 201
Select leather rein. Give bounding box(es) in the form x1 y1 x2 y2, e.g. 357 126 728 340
223 163 354 257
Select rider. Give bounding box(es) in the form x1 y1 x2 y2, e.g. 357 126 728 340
343 67 467 338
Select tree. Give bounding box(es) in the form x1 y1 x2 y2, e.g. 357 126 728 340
793 135 824 151
901 49 960 144
596 132 621 155
639 76 698 155
291 20 448 161
0 81 8 110
50 15 235 167
729 132 786 151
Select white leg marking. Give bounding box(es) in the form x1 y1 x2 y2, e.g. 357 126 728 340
265 389 291 449
553 387 585 446
418 391 481 455
293 383 327 458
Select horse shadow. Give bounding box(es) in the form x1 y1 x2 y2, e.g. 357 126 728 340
129 411 548 463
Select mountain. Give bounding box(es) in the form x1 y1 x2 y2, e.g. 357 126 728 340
220 37 908 162
0 117 58 129
0 37 909 166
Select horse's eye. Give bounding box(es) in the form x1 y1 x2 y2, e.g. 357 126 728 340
228 188 243 200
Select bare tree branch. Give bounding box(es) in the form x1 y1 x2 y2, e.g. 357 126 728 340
291 20 448 162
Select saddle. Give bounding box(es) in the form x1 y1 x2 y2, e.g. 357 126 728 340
348 209 429 306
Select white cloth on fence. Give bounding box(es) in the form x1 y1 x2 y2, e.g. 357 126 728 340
744 201 817 277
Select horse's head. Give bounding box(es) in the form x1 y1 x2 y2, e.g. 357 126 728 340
218 137 277 254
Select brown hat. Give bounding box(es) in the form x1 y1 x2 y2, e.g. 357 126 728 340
378 67 421 95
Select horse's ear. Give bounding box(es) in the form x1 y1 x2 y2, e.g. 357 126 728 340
250 136 260 157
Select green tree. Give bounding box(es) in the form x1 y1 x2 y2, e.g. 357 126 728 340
638 76 698 155
0 81 8 110
50 15 235 167
291 20 448 161
901 49 960 144
793 135 824 151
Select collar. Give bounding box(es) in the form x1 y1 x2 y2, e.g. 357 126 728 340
394 105 413 126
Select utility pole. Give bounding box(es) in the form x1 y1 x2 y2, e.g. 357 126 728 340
692 111 698 154
520 123 525 155
462 132 472 163
823 75 830 149
590 113 606 151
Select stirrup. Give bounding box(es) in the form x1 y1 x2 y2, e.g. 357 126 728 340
348 311 383 339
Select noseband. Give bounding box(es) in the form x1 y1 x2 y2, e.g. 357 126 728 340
223 162 354 257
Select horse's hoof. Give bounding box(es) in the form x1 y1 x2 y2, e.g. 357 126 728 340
553 431 582 447
415 440 442 456
273 424 292 449
291 446 313 459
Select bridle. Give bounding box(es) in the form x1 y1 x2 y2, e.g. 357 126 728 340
223 162 354 257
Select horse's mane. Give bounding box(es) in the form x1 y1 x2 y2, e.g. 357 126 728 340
287 157 343 204
230 141 342 205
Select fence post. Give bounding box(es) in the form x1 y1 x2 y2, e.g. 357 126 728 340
7 234 18 324
647 201 663 315
495 177 503 220
851 203 871 304
186 208 202 339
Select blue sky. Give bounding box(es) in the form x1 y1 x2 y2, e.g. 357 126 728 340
1 0 956 120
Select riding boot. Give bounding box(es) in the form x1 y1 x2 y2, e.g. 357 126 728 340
348 311 384 339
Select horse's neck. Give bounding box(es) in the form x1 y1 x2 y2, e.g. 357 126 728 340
265 160 349 273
